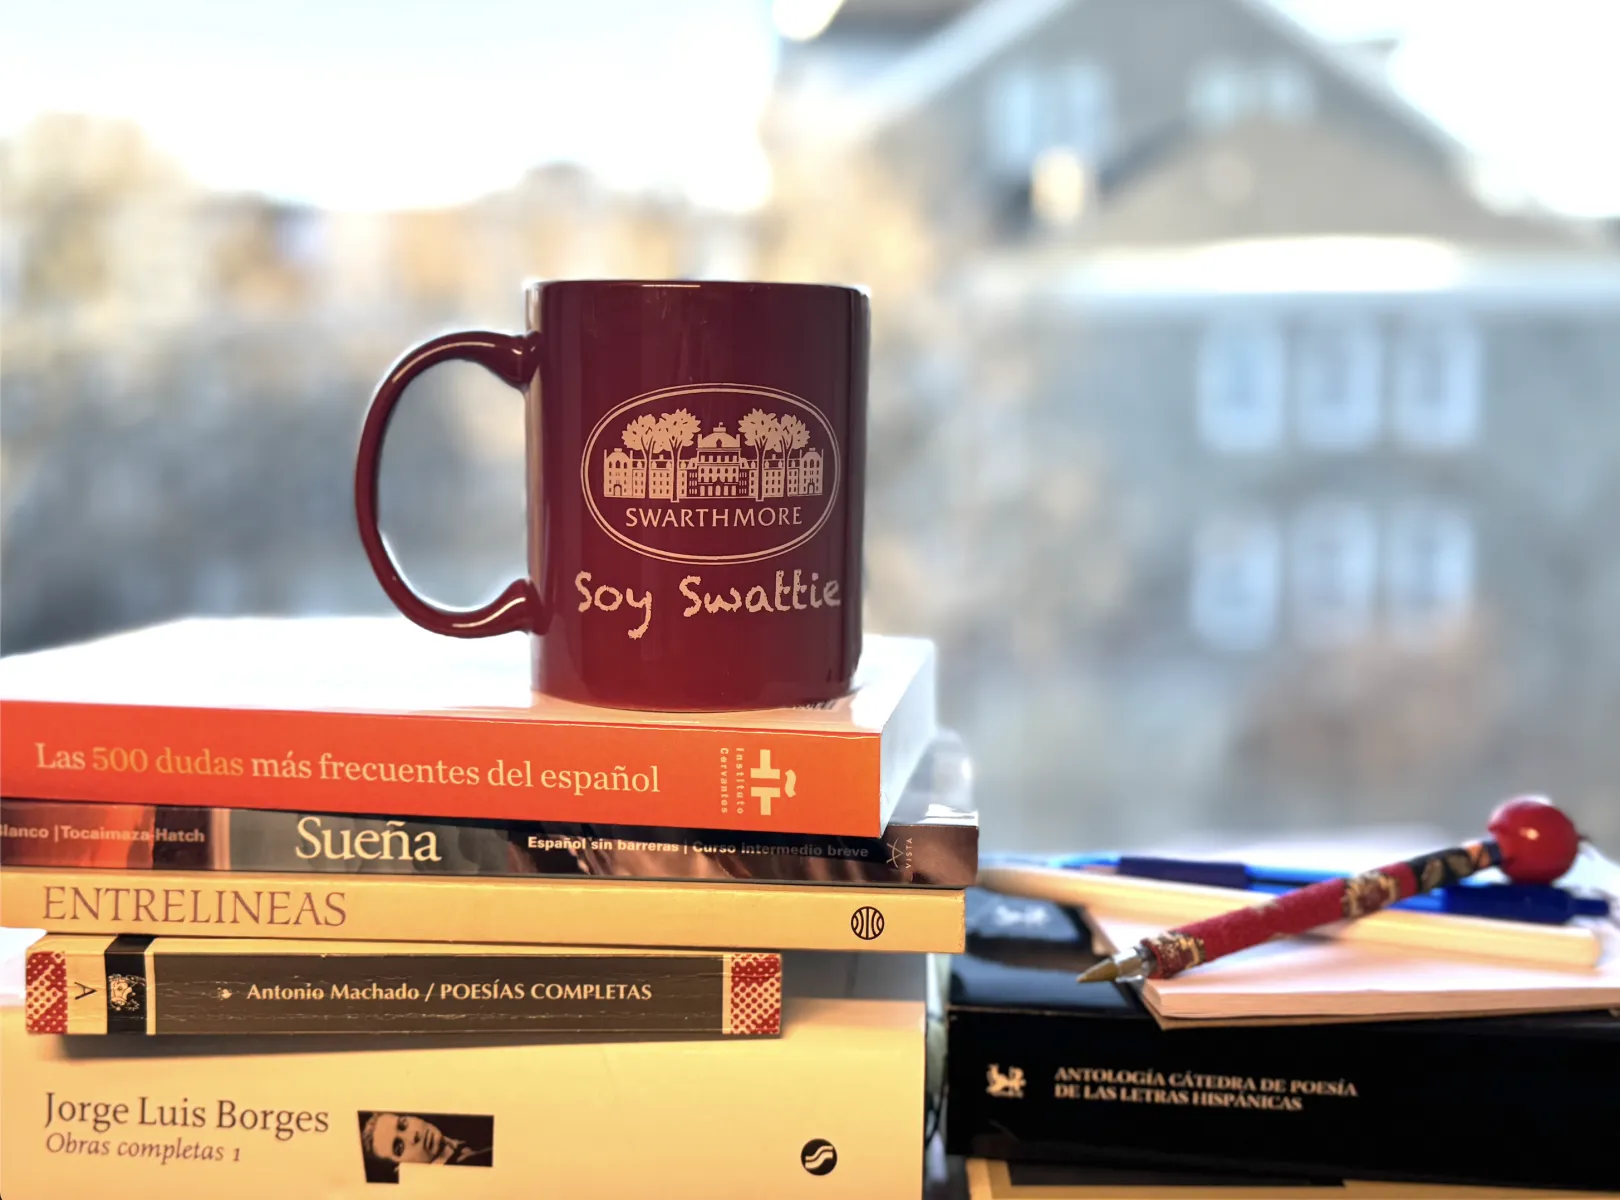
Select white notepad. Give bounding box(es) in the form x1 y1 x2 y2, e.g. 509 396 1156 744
1087 912 1620 1023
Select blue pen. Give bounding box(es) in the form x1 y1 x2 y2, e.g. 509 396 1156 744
1051 854 1609 926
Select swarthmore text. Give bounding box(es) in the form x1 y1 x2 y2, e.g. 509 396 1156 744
41 885 347 926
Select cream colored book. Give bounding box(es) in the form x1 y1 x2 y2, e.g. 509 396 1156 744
0 952 927 1199
966 1158 1620 1198
1086 911 1620 1023
0 866 965 953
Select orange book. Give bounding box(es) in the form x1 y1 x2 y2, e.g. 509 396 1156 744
0 618 935 837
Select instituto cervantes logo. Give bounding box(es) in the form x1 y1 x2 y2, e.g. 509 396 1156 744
749 748 796 817
722 746 801 818
582 384 840 565
986 1064 1026 1099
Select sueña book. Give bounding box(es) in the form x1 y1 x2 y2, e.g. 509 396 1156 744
0 616 936 836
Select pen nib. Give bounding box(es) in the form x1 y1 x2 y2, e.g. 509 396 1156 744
1078 950 1146 985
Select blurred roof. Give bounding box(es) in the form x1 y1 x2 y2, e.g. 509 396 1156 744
966 237 1620 311
832 0 1469 163
823 0 980 34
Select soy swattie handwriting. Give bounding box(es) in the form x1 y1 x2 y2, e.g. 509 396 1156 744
1079 796 1585 984
574 568 841 640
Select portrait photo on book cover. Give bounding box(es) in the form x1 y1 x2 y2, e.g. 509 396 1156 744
357 1110 494 1184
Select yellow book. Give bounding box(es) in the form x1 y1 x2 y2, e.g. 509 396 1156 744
1 866 965 952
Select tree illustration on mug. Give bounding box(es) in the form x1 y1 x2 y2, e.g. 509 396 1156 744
655 409 702 503
779 414 810 456
737 410 781 501
622 413 660 498
605 407 824 504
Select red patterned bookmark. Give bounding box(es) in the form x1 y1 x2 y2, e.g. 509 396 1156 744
724 953 783 1036
25 948 68 1034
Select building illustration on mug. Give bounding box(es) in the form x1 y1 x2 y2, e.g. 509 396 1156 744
603 408 824 502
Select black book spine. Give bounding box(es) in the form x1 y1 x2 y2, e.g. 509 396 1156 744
1 796 976 886
35 946 782 1037
945 1005 1620 1193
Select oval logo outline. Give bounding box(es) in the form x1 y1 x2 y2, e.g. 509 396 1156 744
580 383 841 565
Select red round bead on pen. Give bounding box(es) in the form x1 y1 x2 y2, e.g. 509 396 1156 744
1487 795 1582 885
1079 796 1586 984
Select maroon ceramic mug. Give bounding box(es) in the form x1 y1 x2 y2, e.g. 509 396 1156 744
355 279 868 710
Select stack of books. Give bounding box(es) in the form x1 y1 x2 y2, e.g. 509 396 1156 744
0 616 975 1197
945 883 1620 1197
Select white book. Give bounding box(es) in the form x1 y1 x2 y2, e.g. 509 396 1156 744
1 951 927 1198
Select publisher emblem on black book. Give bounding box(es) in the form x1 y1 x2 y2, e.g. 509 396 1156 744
357 1111 493 1184
850 906 885 941
986 1063 1026 1099
107 974 143 1012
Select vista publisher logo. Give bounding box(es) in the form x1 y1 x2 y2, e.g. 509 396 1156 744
800 1138 838 1175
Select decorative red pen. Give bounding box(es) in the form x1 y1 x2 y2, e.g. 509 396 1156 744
1078 796 1585 984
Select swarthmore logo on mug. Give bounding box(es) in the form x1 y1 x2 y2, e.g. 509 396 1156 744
586 385 839 564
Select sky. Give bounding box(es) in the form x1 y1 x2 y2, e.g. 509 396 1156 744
1277 0 1620 218
0 0 782 210
1 0 1618 217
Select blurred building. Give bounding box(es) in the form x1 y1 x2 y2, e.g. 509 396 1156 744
765 0 1620 848
0 125 727 655
6 0 1619 854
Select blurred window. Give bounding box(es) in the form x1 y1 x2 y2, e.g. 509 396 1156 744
1386 503 1475 645
1197 319 1286 452
1191 514 1281 651
1260 60 1316 122
1189 60 1248 128
1290 501 1378 647
987 66 1040 175
1189 59 1316 127
1060 62 1113 160
987 61 1112 176
1293 321 1381 450
1391 317 1482 450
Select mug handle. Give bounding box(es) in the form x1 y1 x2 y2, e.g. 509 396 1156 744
354 330 540 637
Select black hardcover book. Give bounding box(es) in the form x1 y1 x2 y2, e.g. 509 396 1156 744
946 889 1620 1194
